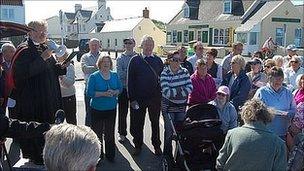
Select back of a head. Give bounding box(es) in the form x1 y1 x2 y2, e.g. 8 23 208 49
43 124 101 171
241 99 274 124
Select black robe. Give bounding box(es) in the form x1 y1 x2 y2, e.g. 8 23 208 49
9 38 66 163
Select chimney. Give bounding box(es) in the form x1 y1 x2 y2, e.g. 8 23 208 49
143 7 149 18
75 4 82 12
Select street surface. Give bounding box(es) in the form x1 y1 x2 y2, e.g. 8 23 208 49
3 52 247 170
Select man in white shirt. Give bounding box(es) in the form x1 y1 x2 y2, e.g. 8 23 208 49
80 38 101 127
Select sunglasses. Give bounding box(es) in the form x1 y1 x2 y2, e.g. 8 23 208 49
217 92 227 97
290 61 299 63
124 42 133 45
170 58 180 62
264 65 271 68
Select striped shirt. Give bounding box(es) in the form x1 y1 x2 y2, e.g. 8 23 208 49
160 66 193 104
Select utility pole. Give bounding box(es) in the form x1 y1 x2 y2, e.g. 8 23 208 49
59 10 64 45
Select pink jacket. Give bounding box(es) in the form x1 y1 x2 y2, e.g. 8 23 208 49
188 71 217 105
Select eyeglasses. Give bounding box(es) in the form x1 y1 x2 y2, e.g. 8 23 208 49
34 30 48 35
290 61 299 64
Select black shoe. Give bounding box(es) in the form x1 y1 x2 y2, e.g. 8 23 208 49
132 147 142 156
154 147 162 156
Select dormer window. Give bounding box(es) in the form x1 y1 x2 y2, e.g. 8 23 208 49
183 3 190 18
223 0 232 14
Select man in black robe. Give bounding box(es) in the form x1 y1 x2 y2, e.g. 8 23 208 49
9 20 66 165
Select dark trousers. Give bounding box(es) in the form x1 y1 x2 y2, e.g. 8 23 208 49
84 90 91 127
118 88 129 136
130 97 161 148
62 95 77 125
91 108 116 159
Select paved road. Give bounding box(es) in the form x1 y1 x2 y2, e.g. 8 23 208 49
4 52 165 171
4 52 249 170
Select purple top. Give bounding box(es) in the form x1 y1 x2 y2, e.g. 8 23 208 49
188 71 217 105
294 89 304 105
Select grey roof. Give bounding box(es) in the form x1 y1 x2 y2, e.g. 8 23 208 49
79 10 93 18
171 0 255 25
236 1 282 32
64 12 75 20
198 0 254 22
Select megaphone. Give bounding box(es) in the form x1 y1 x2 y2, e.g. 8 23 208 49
46 39 67 58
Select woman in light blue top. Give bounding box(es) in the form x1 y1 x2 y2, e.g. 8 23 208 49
87 55 122 162
254 66 296 140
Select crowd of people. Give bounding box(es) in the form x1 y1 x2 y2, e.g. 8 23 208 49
0 19 304 170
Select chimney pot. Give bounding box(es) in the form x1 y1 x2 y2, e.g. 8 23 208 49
143 7 149 18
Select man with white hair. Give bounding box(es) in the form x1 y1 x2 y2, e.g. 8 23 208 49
81 38 101 127
0 43 16 112
284 55 304 91
43 124 101 171
128 35 164 156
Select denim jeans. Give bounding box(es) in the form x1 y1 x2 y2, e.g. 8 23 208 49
162 111 185 157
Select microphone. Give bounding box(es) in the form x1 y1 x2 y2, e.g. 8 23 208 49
54 109 65 124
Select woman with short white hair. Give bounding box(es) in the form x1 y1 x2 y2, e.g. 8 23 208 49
43 124 101 171
221 55 251 111
273 55 284 68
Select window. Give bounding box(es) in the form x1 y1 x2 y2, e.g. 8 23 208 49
183 30 189 43
202 31 208 43
275 28 284 46
107 39 110 48
2 9 8 19
249 32 258 45
189 31 194 42
223 0 232 14
237 33 247 44
213 28 230 45
8 9 14 19
166 32 172 43
172 30 177 43
197 31 202 41
177 31 182 43
67 26 71 32
295 28 302 47
115 39 117 46
183 3 190 18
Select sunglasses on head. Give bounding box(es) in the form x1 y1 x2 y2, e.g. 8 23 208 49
231 61 236 64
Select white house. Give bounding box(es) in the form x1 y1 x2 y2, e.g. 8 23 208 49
0 0 25 24
235 0 303 55
46 0 112 41
89 8 166 52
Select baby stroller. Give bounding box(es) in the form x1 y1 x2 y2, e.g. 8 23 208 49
162 104 224 171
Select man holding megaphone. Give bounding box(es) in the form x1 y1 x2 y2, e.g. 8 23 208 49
8 20 67 165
